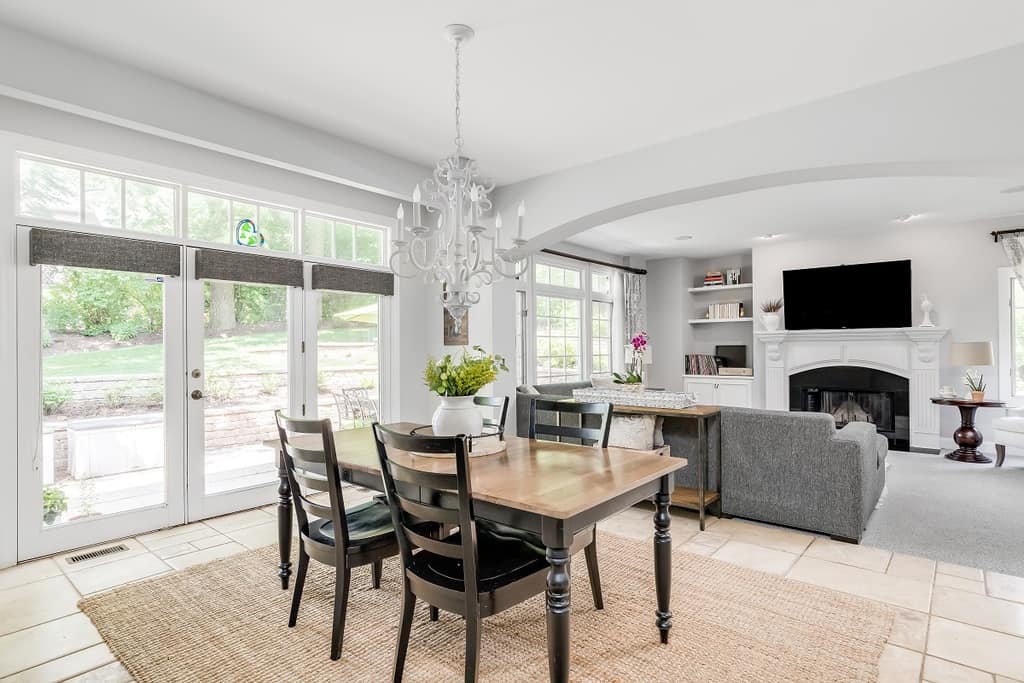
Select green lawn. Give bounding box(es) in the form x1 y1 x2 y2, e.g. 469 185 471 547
44 327 377 377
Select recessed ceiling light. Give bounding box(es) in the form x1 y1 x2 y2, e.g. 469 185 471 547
893 214 922 223
1001 185 1024 194
757 233 780 240
675 235 693 241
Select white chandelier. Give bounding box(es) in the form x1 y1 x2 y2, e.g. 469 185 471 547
389 24 529 333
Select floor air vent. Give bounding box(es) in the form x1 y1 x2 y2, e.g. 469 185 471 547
65 543 130 565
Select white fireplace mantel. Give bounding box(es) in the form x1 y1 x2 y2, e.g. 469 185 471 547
755 327 949 450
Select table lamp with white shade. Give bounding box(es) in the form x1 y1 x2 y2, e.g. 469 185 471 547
949 341 994 400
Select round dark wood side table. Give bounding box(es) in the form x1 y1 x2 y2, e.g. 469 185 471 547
930 397 1006 463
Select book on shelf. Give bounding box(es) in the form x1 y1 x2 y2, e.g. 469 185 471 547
705 301 745 320
702 271 724 286
685 354 719 375
718 367 753 377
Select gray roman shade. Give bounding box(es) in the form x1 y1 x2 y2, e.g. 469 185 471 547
194 248 303 287
29 227 181 276
311 263 394 295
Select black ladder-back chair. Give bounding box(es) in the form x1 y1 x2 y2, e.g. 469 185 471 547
275 411 400 661
373 424 552 683
473 394 509 434
526 398 613 609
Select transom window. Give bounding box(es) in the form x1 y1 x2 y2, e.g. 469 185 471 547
303 212 385 266
19 156 176 236
535 263 581 289
17 154 389 270
187 191 296 253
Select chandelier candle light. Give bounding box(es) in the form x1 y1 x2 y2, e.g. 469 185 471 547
389 24 529 333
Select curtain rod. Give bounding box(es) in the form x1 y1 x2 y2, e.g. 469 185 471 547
540 248 647 275
992 228 1024 242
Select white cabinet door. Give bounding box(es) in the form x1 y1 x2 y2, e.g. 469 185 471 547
716 381 752 408
684 378 716 404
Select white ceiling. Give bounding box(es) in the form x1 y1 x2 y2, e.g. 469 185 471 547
1 0 1024 185
567 178 1024 259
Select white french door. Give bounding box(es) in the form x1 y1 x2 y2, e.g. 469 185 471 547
183 248 303 520
16 227 186 559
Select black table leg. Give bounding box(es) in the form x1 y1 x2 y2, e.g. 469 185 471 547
654 475 673 644
277 449 293 589
545 545 571 683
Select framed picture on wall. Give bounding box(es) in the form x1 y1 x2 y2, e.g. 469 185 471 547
443 308 468 345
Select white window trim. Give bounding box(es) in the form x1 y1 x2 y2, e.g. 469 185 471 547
997 266 1017 403
529 254 620 385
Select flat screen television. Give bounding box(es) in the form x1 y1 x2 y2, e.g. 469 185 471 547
782 259 911 330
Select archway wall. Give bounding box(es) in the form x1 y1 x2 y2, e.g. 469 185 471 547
492 42 1024 250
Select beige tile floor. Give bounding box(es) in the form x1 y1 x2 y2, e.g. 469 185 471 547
2 493 1023 682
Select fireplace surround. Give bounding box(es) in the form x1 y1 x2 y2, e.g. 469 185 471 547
756 327 948 451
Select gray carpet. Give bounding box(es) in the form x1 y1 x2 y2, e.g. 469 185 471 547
862 451 1024 577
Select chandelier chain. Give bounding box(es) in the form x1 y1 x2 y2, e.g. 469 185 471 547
453 38 463 155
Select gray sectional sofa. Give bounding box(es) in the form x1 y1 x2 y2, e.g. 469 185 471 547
516 382 887 542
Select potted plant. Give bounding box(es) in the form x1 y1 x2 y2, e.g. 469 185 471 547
42 486 68 525
964 369 986 402
424 346 507 436
613 332 648 390
760 298 784 331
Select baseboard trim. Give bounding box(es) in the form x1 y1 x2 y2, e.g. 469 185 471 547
909 446 941 454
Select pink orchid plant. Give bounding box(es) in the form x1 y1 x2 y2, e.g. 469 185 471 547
614 331 649 385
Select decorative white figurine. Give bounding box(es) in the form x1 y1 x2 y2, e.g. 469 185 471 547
920 294 935 328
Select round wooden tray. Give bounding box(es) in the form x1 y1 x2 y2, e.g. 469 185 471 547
407 425 507 458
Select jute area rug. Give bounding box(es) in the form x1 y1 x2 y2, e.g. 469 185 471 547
79 533 894 682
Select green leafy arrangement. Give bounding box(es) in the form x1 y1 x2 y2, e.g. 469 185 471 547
424 346 507 396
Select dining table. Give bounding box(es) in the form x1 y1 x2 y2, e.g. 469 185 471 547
265 423 688 682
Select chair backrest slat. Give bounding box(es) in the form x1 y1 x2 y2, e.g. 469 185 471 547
394 492 461 525
528 399 612 447
473 395 509 432
374 423 481 607
403 526 464 559
284 441 326 465
297 494 332 520
292 468 330 493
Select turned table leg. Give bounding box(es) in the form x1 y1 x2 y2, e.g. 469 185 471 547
277 449 293 589
545 545 571 683
654 475 673 644
946 405 992 464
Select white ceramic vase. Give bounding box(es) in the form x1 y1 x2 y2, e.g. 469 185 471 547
431 395 483 436
762 312 781 331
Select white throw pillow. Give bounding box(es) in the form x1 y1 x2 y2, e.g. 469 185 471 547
608 415 656 450
654 416 665 448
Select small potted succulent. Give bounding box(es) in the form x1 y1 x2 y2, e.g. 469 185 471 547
760 298 784 331
964 369 986 402
614 331 649 390
42 486 68 525
424 346 507 436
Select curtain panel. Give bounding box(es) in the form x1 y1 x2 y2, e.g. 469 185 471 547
623 271 646 337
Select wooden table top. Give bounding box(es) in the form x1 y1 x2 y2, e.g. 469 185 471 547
265 424 687 520
930 397 1006 408
611 403 721 418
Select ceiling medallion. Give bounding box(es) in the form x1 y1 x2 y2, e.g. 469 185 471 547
388 24 528 333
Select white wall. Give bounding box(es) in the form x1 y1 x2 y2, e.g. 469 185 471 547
645 257 691 391
752 222 1007 450
0 23 427 198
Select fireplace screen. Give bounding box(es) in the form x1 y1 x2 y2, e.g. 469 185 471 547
803 388 895 432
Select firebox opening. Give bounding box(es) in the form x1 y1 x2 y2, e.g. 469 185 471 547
790 367 909 450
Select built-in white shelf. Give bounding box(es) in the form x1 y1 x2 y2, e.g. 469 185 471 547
688 317 753 324
687 283 753 294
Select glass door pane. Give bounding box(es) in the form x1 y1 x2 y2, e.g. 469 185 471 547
41 266 169 522
201 279 288 496
315 291 380 425
18 226 185 561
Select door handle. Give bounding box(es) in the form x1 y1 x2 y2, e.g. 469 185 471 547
191 390 204 400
